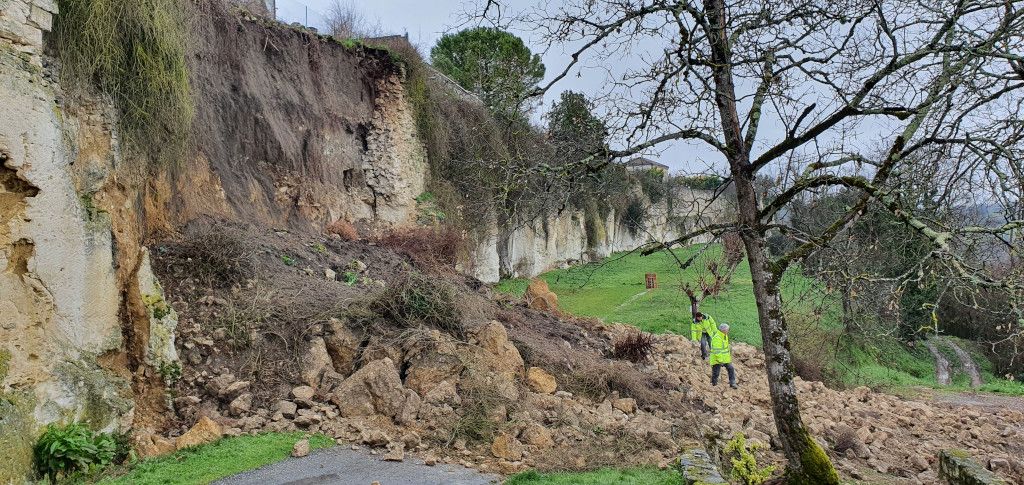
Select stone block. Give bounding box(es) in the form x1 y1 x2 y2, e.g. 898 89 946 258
27 4 51 32
939 450 1006 485
32 0 58 14
678 449 728 484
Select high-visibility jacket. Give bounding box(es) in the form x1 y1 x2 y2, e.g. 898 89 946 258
691 314 717 341
709 329 732 365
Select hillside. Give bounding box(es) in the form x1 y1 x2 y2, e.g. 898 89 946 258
499 249 1024 396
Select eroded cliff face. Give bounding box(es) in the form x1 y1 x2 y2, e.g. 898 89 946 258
0 1 427 480
146 3 426 235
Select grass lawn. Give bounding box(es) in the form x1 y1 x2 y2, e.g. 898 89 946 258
93 432 334 485
496 246 832 348
506 467 681 485
497 246 1024 395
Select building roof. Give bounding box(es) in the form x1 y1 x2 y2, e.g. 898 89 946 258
623 157 670 170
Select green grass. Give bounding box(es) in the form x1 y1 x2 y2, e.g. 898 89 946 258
94 433 333 485
507 467 680 485
496 246 832 347
498 246 1024 396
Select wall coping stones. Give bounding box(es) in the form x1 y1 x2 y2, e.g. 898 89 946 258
939 450 1006 485
678 449 728 485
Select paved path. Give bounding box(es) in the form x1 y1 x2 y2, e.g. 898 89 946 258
925 339 952 386
216 448 499 485
944 338 983 388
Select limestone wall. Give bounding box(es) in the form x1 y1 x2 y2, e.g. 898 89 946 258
464 188 726 282
0 2 136 481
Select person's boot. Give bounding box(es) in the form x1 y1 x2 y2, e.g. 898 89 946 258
729 382 738 389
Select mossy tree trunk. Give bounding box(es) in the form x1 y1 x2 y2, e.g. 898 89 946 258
702 0 838 481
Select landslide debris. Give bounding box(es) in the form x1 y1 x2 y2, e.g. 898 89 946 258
145 222 1024 483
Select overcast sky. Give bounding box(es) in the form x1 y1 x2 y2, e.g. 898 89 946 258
272 0 737 174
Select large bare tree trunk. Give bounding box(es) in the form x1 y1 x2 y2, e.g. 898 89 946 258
703 0 838 481
734 172 839 484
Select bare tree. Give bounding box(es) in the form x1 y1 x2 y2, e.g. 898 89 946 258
476 0 1024 481
324 1 382 39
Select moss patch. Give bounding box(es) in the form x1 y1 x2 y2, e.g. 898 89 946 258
54 361 133 428
0 391 37 483
786 431 839 485
0 349 10 382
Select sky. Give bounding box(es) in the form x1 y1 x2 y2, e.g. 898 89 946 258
272 0 721 174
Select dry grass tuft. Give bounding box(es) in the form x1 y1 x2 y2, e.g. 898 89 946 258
325 219 360 241
376 225 465 273
172 226 256 288
365 273 464 338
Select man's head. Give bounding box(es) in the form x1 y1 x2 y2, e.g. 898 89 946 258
695 312 705 321
718 323 730 334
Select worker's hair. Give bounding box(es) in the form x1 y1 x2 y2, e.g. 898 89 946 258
718 323 729 332
695 312 705 320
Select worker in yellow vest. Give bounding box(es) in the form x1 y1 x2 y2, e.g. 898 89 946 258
690 312 717 360
709 323 737 389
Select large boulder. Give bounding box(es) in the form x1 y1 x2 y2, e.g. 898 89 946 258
134 431 177 459
526 367 557 394
329 358 406 419
491 433 525 461
176 416 223 450
469 321 524 376
403 332 465 396
939 450 1006 485
324 318 363 376
525 279 558 311
300 337 334 388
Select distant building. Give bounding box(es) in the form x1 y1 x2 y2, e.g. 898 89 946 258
622 157 670 179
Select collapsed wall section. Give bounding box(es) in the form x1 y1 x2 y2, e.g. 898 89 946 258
147 4 427 235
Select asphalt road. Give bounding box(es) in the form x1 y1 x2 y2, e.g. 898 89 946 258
215 448 500 485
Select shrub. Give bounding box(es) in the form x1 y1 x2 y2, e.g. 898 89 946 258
34 423 118 482
174 227 256 288
53 0 194 166
636 168 667 204
377 225 465 273
449 373 509 444
612 332 654 363
370 273 463 337
723 432 776 485
832 427 859 453
676 174 724 190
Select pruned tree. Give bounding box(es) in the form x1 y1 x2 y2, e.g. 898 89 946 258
475 0 1024 482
